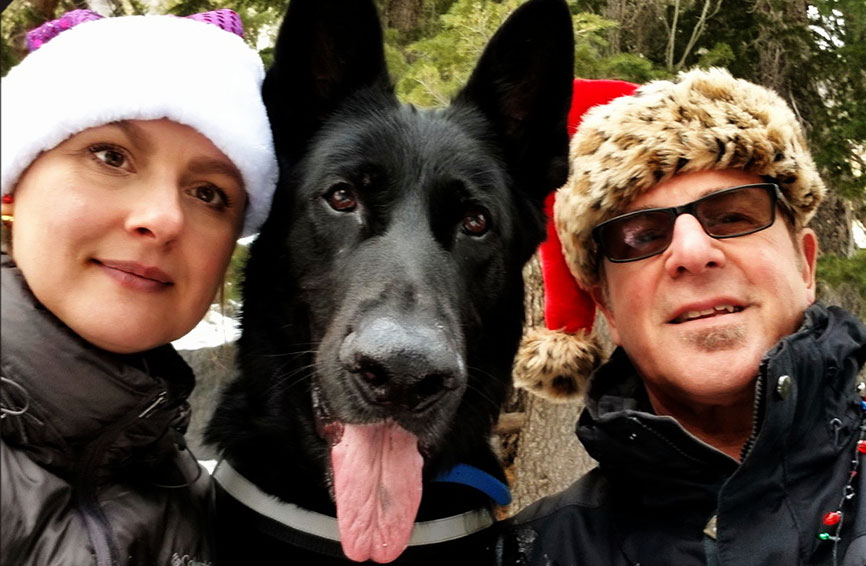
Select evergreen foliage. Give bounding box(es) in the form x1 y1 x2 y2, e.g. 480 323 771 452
818 249 866 317
1 0 863 301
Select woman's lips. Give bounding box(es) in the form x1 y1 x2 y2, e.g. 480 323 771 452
95 259 174 291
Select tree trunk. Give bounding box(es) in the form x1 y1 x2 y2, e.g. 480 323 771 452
506 394 594 514
750 0 855 259
503 255 598 516
382 0 424 35
600 0 625 55
811 190 855 258
32 0 61 19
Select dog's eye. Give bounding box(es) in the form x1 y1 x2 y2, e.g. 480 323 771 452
325 183 358 212
461 207 489 236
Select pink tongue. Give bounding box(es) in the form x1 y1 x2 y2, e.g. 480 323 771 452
331 422 423 563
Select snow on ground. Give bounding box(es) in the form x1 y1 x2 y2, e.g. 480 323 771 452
171 305 240 351
173 236 254 351
855 220 866 248
173 308 239 474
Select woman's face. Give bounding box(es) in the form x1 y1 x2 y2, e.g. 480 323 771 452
3 119 246 353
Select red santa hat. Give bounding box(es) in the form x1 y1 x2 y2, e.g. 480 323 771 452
512 78 638 402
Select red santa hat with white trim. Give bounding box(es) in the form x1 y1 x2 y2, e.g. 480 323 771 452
513 78 638 402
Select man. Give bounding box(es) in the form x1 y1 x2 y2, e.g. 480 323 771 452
501 68 866 565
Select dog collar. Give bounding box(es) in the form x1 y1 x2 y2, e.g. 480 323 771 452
433 463 512 505
213 459 496 547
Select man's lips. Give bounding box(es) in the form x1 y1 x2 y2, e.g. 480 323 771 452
670 303 744 324
95 259 174 286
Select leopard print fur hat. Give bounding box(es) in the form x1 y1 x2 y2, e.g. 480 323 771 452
558 67 825 290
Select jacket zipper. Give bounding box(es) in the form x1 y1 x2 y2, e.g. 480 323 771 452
739 357 769 461
701 359 769 564
139 390 167 418
76 389 168 566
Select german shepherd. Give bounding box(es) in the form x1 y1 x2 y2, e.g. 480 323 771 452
206 0 574 563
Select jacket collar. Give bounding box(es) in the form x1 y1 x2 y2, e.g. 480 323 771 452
579 303 866 504
0 255 196 472
213 459 497 558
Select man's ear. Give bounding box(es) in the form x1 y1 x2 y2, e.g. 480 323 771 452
798 228 819 304
589 282 621 346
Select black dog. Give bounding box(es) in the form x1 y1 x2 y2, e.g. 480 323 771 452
205 0 573 563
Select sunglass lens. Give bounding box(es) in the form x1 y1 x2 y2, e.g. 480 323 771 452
697 186 774 237
600 210 673 261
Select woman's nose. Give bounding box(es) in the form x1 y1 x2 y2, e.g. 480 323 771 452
124 182 184 245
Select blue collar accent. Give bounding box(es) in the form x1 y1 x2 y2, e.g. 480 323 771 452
433 463 512 505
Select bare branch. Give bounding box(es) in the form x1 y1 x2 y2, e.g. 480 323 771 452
676 0 723 70
666 0 681 71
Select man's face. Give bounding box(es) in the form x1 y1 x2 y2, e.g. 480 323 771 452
594 169 817 412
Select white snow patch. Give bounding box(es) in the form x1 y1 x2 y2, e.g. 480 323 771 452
854 220 865 248
172 305 240 351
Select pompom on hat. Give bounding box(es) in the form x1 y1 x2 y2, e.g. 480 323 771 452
515 68 826 402
1 9 278 237
513 78 638 402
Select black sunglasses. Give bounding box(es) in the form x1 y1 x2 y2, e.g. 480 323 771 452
592 183 785 263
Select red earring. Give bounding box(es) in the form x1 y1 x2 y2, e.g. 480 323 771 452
1 194 12 205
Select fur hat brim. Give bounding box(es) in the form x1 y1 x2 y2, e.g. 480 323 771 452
556 67 826 288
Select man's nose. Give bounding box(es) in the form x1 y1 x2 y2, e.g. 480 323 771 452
662 214 726 277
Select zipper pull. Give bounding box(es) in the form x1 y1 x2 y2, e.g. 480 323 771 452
138 391 167 418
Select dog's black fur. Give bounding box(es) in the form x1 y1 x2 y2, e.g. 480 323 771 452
205 0 574 563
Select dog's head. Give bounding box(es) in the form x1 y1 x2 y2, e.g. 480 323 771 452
214 0 573 561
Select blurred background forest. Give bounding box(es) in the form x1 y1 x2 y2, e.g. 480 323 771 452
3 0 862 310
3 0 864 511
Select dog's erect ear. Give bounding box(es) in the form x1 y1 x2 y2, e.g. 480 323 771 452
455 0 574 203
263 0 394 161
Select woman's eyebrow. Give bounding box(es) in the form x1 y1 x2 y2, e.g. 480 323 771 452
110 120 155 153
187 157 244 189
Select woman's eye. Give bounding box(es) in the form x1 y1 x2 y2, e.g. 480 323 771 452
89 145 128 169
462 206 490 236
190 185 229 209
325 183 358 212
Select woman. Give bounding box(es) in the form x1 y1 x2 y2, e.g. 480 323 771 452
0 9 277 565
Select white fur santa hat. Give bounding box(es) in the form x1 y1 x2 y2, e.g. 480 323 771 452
1 9 277 237
514 68 826 402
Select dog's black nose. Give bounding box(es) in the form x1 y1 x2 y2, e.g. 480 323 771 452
341 317 465 412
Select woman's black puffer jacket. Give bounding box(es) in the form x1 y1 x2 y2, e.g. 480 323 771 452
1 256 214 566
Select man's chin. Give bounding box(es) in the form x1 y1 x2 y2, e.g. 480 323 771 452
678 321 747 352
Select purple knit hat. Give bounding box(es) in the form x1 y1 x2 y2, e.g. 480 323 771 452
27 8 245 51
